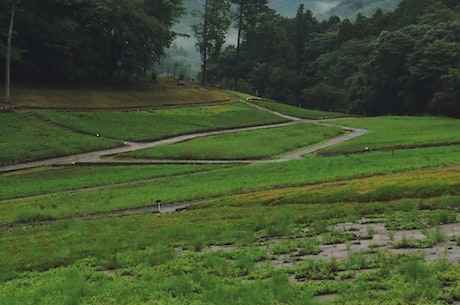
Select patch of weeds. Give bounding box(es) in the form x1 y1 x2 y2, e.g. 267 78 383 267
426 227 448 244
308 219 330 235
321 230 356 245
294 259 338 281
367 224 376 236
368 243 383 253
265 211 295 238
426 210 457 225
271 240 297 255
457 236 460 246
297 239 321 256
338 270 355 280
392 235 434 249
385 210 426 230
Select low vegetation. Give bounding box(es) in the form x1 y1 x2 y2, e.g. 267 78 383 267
322 116 460 155
117 122 342 160
249 99 349 120
35 102 288 142
8 79 231 109
1 92 459 304
0 112 121 162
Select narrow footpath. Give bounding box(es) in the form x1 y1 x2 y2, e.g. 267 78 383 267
0 100 369 172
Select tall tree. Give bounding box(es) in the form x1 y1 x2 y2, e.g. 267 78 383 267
4 0 18 104
231 0 268 88
2 0 183 81
193 0 231 84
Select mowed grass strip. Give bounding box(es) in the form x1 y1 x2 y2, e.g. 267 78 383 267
0 112 121 162
248 99 349 119
2 145 460 225
323 116 460 155
0 164 231 200
8 79 231 109
117 122 343 160
35 102 288 142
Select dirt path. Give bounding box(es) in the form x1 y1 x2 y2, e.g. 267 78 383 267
0 101 369 172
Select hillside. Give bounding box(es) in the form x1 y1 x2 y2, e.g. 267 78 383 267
326 0 401 19
161 0 402 78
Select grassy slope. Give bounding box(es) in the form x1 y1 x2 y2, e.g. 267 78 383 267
249 98 349 119
35 102 288 142
0 112 122 162
8 78 231 109
117 122 343 160
323 116 460 154
1 88 460 304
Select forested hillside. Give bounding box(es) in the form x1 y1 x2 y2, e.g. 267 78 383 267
201 0 460 117
1 0 459 117
326 0 400 19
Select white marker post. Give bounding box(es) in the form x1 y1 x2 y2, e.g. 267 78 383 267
156 200 161 214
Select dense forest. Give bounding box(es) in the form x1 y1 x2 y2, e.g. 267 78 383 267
201 0 459 117
0 0 183 81
1 0 459 117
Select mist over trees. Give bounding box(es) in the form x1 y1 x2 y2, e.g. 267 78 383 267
204 0 460 117
1 0 458 117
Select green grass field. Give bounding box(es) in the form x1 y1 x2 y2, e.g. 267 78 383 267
34 102 288 141
1 85 460 304
322 116 460 155
248 98 350 119
117 122 342 160
0 112 122 162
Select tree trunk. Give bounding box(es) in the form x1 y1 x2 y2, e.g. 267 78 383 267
201 0 209 85
5 0 17 105
234 9 243 89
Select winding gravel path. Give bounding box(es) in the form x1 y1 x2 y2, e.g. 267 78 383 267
0 100 369 172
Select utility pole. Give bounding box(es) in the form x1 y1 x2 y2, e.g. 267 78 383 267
5 0 18 105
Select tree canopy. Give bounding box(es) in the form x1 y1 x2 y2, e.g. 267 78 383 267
206 0 460 117
0 0 183 81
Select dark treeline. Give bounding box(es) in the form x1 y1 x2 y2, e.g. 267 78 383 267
0 0 182 82
205 0 460 117
1 0 459 117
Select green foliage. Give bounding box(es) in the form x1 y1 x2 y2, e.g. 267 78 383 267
204 0 460 118
2 0 184 81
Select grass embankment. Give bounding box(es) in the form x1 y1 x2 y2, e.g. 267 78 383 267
248 98 349 119
322 116 460 155
117 122 342 160
34 102 288 142
0 112 121 162
7 78 231 109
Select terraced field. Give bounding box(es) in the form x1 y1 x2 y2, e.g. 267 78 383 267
1 86 459 304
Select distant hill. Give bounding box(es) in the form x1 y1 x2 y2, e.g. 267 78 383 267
179 0 401 20
267 0 341 17
160 0 402 78
325 0 401 19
